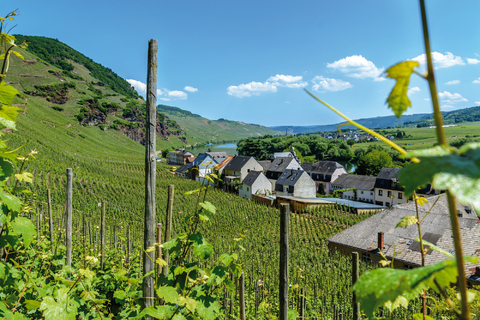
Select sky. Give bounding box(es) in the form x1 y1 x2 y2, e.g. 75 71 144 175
5 1 480 127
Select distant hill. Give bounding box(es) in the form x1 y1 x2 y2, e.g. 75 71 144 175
271 107 480 134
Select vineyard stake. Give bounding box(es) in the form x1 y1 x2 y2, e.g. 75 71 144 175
66 168 73 267
36 207 40 241
239 272 246 320
101 201 106 270
163 184 174 275
126 224 131 268
352 252 360 320
47 189 54 244
143 38 158 314
279 203 290 320
156 223 162 277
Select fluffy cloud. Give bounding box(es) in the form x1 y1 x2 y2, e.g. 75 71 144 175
184 86 198 92
327 55 384 80
311 76 352 92
227 74 306 97
407 87 420 95
445 80 460 85
438 91 467 104
441 105 454 110
475 101 480 105
411 52 464 69
227 81 277 98
467 58 480 64
126 79 188 100
473 78 480 84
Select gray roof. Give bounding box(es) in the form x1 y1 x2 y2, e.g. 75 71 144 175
175 163 191 174
302 160 345 182
327 195 480 275
224 156 254 172
273 152 292 158
258 160 271 170
177 149 194 157
375 167 402 190
332 174 376 191
276 169 306 186
267 157 297 173
206 152 228 159
242 171 263 186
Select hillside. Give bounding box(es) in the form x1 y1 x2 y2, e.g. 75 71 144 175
7 35 278 153
271 107 480 134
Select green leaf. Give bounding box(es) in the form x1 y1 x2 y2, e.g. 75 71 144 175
0 105 21 130
399 144 480 211
385 60 420 117
413 314 435 320
0 192 21 212
396 216 418 229
288 309 299 320
196 296 220 319
15 172 33 184
199 201 216 214
0 83 19 105
39 288 78 320
0 158 13 180
113 290 125 301
179 296 198 313
135 306 174 320
189 233 213 259
353 257 477 318
10 216 35 247
156 286 180 304
24 300 41 311
417 238 453 257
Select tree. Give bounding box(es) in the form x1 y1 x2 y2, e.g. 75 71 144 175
356 149 395 176
347 139 355 146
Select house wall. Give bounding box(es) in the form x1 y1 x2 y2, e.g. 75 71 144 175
374 188 407 207
342 189 375 203
293 174 316 198
239 184 252 199
331 167 347 184
169 151 178 164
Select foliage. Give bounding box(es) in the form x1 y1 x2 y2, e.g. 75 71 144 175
355 149 395 176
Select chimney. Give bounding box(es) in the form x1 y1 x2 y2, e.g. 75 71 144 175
378 232 384 250
475 266 480 277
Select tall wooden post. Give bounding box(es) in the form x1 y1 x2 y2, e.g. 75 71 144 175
143 38 158 313
279 203 290 320
101 201 106 270
239 272 246 320
47 189 54 243
66 168 73 267
126 224 131 267
163 184 174 275
156 223 162 277
352 252 360 320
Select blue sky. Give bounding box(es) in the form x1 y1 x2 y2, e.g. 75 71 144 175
6 1 480 126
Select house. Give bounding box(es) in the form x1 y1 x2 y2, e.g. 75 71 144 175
374 167 406 207
239 171 272 200
302 161 347 195
265 157 302 188
327 195 480 283
206 151 228 160
258 160 271 172
168 148 194 165
274 169 316 198
223 156 264 187
190 153 222 185
331 174 376 203
174 163 191 179
215 155 234 177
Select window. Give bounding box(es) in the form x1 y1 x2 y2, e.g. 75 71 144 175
404 264 413 270
378 190 383 196
247 187 249 192
370 192 373 196
361 191 364 194
388 191 392 197
398 192 403 199
362 252 371 263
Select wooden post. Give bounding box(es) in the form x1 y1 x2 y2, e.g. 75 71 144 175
239 272 246 320
279 203 290 320
352 252 360 320
143 38 158 313
101 201 106 270
66 168 73 267
36 207 40 241
126 224 131 267
156 223 162 277
47 189 54 243
163 184 174 275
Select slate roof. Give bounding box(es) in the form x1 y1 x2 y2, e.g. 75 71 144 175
302 161 346 182
374 167 403 190
267 157 298 173
242 171 263 186
276 169 306 186
258 160 271 170
332 174 376 191
206 152 228 159
176 149 194 157
224 156 254 172
327 195 480 278
215 155 234 171
273 152 292 158
175 164 191 174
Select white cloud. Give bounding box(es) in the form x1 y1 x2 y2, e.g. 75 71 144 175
227 81 277 98
127 79 147 95
467 58 480 64
424 98 431 101
445 80 460 85
184 86 198 92
126 79 188 100
407 86 420 95
327 55 384 80
438 91 468 104
227 74 306 97
411 52 464 69
311 76 353 92
441 105 454 110
475 101 480 105
473 77 480 84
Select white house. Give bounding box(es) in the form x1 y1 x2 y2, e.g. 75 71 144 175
239 171 272 200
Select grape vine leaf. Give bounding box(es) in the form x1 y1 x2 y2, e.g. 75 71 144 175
0 192 21 212
156 286 180 304
385 60 420 118
0 82 18 105
353 257 477 318
399 144 480 211
39 288 79 320
396 216 418 229
10 216 35 247
196 296 220 319
0 105 20 130
190 232 213 259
